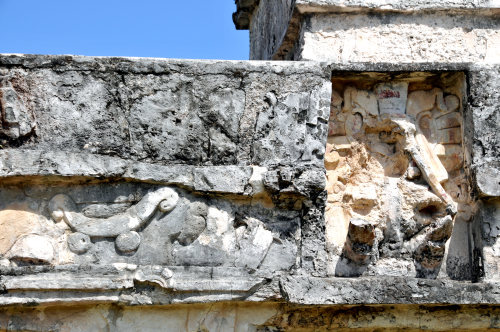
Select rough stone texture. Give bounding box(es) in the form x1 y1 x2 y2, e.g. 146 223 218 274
467 66 500 197
233 0 260 30
2 36 500 330
1 302 499 332
297 13 500 63
0 55 332 318
295 0 500 12
248 0 296 60
0 55 330 168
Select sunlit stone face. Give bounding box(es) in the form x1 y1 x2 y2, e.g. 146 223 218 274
325 72 472 279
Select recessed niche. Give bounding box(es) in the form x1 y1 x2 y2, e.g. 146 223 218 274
325 71 472 279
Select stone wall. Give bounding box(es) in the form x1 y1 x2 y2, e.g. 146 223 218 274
0 55 333 308
0 53 499 330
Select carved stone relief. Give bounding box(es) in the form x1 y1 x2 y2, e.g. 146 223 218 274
326 72 472 279
0 183 299 272
48 187 179 254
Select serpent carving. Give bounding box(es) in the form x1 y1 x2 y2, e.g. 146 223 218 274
48 187 179 253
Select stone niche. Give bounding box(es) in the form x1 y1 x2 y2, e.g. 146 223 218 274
325 71 474 279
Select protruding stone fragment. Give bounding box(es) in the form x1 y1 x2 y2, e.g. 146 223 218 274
375 82 408 115
0 86 35 139
344 218 375 264
325 206 350 255
347 184 378 209
412 215 453 278
134 265 172 288
415 133 449 184
391 118 456 215
8 234 54 264
325 150 340 168
406 165 422 180
331 89 343 107
249 166 268 196
116 231 141 253
327 136 351 150
176 202 207 246
67 232 92 254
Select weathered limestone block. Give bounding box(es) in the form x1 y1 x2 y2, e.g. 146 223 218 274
0 55 330 168
467 66 500 198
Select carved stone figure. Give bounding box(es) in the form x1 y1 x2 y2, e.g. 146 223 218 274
326 76 470 279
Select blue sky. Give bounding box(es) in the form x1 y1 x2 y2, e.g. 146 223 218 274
0 1 249 60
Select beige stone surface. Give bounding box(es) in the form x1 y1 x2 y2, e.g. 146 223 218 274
415 133 448 184
0 206 41 255
7 234 54 264
300 13 500 64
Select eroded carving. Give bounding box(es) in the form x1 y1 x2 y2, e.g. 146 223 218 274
0 82 36 141
326 73 471 279
0 182 298 273
48 187 179 253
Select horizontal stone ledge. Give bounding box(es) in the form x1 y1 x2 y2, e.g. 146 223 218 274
295 0 500 14
280 275 500 305
329 61 484 72
1 265 499 306
0 265 269 306
0 149 324 198
1 274 133 291
0 54 331 77
0 265 267 291
0 149 252 194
